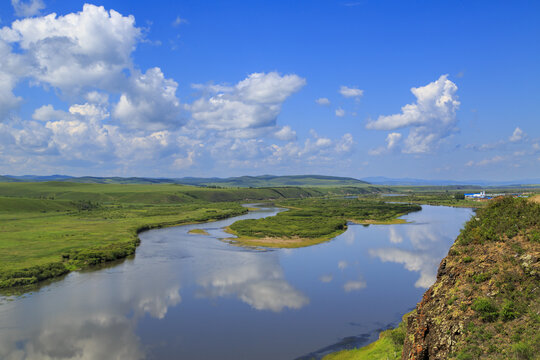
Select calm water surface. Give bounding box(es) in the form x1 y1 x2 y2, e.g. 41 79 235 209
0 204 473 360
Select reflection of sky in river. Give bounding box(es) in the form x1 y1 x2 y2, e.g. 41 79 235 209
0 205 472 360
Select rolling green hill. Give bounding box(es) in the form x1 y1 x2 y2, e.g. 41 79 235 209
0 174 370 187
178 175 370 187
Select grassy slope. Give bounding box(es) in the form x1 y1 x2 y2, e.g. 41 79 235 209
0 181 393 203
226 198 421 248
0 181 321 203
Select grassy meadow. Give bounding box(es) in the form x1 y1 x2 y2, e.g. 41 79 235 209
226 198 421 247
0 194 247 289
0 181 395 289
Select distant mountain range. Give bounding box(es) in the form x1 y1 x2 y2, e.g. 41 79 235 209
1 174 539 187
360 176 540 187
178 175 369 187
0 174 369 187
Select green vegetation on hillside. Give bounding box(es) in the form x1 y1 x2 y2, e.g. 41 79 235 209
227 198 421 247
325 197 539 359
400 197 540 359
0 181 324 203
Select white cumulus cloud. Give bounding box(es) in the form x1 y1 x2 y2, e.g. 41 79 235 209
1 4 141 94
339 85 363 99
315 97 330 106
189 72 306 133
113 67 182 131
367 75 460 153
274 125 297 141
369 132 402 155
509 127 525 142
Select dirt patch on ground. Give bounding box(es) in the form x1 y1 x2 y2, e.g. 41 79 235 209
529 194 540 203
188 229 209 235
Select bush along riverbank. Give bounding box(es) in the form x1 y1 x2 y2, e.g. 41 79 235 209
226 198 421 248
323 196 539 359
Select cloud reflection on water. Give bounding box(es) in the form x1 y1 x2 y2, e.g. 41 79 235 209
196 252 309 312
0 271 182 360
369 221 456 288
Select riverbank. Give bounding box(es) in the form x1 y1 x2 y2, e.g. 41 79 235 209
188 228 210 235
0 199 248 290
223 225 345 248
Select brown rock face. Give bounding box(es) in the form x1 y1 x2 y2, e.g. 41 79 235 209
402 260 463 360
402 197 540 359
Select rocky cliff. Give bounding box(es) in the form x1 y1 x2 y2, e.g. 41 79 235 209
402 196 540 359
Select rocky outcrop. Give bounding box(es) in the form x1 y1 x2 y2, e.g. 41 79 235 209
402 197 540 359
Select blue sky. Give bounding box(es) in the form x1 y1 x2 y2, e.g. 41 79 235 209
0 0 538 180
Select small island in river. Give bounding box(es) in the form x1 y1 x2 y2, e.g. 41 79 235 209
225 198 421 248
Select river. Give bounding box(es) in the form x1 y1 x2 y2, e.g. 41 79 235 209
0 204 473 360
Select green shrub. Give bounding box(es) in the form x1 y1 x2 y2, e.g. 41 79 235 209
472 297 499 322
388 327 406 346
463 256 473 263
528 230 540 243
472 272 491 283
500 300 519 321
512 341 533 360
455 345 482 359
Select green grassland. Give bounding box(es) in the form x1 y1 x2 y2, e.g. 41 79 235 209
0 196 247 289
226 198 421 247
0 181 320 203
0 181 396 290
0 181 393 203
